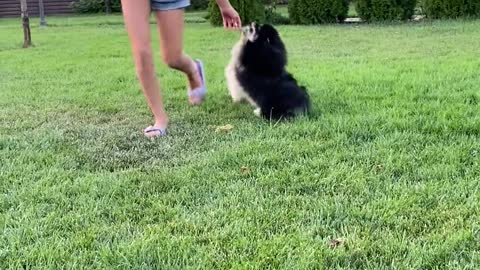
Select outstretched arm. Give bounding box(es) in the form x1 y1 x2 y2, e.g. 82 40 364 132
216 0 242 29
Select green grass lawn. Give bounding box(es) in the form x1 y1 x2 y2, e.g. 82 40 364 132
1 14 480 269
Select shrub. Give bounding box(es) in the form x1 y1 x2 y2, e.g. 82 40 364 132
288 0 349 24
265 6 290 24
263 0 288 4
264 1 290 24
420 0 480 19
72 0 121 13
355 0 417 21
208 0 265 26
188 0 209 10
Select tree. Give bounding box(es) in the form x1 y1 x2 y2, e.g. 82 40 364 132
20 0 32 48
105 0 112 14
39 0 47 27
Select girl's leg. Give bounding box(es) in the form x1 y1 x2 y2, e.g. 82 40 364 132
121 0 169 132
154 9 204 105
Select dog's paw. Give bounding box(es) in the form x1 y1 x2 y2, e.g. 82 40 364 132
253 108 261 117
232 97 242 103
231 96 244 103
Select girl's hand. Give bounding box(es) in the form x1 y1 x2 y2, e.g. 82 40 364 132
220 6 242 30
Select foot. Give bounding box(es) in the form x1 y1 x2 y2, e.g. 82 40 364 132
144 126 167 137
188 60 207 106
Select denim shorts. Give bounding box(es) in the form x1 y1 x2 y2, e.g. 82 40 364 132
151 0 190 11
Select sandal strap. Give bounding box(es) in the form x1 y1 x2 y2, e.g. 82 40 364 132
188 87 206 98
144 126 167 136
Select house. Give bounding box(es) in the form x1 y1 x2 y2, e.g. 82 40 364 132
0 0 76 18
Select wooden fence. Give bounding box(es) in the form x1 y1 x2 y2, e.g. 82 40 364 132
0 0 77 18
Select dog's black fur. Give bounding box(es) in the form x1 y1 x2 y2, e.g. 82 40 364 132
232 23 310 120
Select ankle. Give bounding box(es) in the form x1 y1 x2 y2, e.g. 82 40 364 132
186 59 196 77
154 118 169 128
188 62 202 88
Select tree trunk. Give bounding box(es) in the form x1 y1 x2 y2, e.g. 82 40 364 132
105 0 112 14
39 0 47 27
20 0 32 48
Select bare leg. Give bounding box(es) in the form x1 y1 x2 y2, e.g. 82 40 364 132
154 9 204 105
121 0 169 133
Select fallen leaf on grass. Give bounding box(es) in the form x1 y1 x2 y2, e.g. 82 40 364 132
215 124 234 133
373 164 384 173
240 166 251 175
329 238 346 248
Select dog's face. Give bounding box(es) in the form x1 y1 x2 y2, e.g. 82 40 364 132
235 22 287 76
240 22 280 44
241 22 259 42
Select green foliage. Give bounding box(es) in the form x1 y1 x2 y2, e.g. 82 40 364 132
265 1 290 24
263 0 289 4
188 0 209 10
355 0 417 21
208 0 265 26
72 0 122 13
265 6 291 24
420 0 480 19
288 0 349 24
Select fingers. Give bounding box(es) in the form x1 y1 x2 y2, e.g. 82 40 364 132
223 19 233 30
235 17 242 28
222 10 242 30
224 18 241 30
223 19 233 29
231 16 241 29
232 20 240 29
